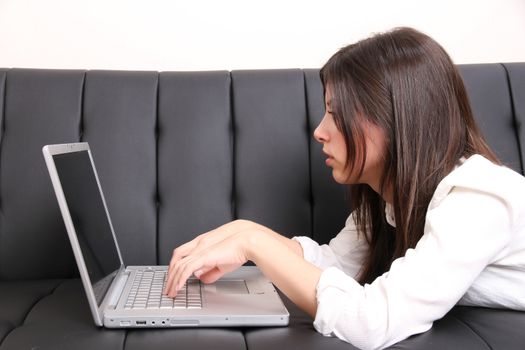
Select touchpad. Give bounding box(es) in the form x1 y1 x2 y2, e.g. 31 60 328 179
214 280 249 294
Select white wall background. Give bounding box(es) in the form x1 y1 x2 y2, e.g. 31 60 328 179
0 0 524 71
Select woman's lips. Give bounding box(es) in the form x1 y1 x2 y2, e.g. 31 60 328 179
323 150 334 166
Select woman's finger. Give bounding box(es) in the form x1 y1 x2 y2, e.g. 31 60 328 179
165 236 204 294
171 257 205 297
194 266 213 279
169 252 200 296
165 253 191 295
165 229 250 296
198 267 224 284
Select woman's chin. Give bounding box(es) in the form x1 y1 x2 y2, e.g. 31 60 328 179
331 170 347 184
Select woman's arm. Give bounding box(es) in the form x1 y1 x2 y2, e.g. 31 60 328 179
252 222 305 258
310 186 515 350
164 220 320 317
245 230 322 318
293 213 368 279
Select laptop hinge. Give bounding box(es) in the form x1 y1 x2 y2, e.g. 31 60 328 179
106 271 129 309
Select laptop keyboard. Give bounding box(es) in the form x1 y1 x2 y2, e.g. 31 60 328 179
123 270 202 310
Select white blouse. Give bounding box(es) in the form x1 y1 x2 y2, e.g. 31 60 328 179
293 155 525 350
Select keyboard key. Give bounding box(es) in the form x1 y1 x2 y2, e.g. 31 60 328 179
125 269 203 310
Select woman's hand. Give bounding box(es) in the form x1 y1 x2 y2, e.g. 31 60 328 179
162 219 319 319
163 220 259 297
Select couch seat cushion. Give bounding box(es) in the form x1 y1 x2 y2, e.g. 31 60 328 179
0 279 246 350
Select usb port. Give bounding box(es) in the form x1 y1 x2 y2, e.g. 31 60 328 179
136 321 147 325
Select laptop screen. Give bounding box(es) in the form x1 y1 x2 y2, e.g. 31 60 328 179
53 150 121 306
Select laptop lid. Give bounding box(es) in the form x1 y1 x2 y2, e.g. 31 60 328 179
43 142 125 326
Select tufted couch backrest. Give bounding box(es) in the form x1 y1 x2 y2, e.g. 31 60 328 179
0 64 524 280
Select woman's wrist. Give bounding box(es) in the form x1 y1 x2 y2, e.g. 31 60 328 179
238 223 304 260
242 229 270 263
239 228 321 319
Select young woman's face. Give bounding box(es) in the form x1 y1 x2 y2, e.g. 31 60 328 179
313 87 387 190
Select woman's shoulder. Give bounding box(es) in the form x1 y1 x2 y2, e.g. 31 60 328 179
429 154 525 211
450 154 525 188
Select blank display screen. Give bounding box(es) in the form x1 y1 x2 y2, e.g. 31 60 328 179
53 150 121 305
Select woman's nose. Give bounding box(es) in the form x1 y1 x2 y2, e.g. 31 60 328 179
313 126 324 143
313 118 328 143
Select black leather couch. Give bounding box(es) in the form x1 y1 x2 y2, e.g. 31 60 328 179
0 64 524 350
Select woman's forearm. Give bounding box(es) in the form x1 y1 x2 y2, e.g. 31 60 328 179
244 229 321 318
247 221 304 258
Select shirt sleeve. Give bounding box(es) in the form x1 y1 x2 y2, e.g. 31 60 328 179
313 186 515 350
292 213 369 279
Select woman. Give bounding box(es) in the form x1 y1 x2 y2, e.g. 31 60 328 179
163 27 525 350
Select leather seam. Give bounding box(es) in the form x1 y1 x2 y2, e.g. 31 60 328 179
0 69 8 280
0 279 65 347
0 70 8 220
230 71 237 220
0 321 14 348
155 72 160 265
20 280 65 326
500 63 524 174
0 69 6 159
79 71 87 142
241 328 249 350
303 70 315 241
122 329 129 350
0 69 6 148
450 314 492 350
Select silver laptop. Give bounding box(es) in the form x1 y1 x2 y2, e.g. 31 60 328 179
42 142 289 328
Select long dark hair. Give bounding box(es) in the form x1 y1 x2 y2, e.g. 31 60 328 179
320 27 500 285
